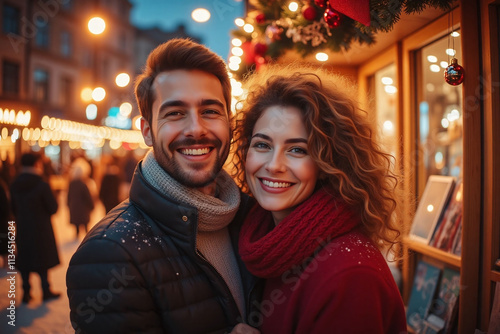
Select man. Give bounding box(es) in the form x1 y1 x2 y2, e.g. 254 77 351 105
10 152 60 303
66 39 259 333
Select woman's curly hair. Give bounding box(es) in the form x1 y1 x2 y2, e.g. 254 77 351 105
230 64 402 252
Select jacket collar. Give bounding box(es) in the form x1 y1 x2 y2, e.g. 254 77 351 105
129 161 198 246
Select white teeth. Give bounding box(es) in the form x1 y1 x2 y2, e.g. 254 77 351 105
262 179 292 188
181 148 210 156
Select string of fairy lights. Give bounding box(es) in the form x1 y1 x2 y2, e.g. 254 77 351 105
0 108 147 150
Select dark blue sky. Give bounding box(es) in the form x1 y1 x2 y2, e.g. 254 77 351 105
128 0 245 60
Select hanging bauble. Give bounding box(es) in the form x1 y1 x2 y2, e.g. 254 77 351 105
324 8 341 28
255 13 266 24
314 0 328 8
302 6 317 21
265 24 283 41
254 42 268 57
241 41 256 65
444 58 465 85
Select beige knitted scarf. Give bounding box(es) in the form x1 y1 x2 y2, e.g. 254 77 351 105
141 151 246 316
141 150 241 232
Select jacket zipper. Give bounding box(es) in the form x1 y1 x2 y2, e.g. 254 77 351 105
195 249 243 322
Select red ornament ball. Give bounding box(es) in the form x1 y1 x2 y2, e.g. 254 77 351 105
444 58 465 85
255 13 266 24
254 42 268 57
314 0 328 8
302 6 317 21
324 8 341 28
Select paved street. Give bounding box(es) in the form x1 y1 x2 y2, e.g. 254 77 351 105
0 190 106 334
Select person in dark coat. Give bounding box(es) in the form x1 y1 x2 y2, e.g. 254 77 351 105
99 163 122 213
10 152 60 303
67 158 95 238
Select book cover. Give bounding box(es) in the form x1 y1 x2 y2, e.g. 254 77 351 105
431 180 463 251
428 267 460 333
407 261 442 332
451 220 462 256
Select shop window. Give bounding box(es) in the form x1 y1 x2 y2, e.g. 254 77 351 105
372 63 398 158
34 68 49 102
2 4 20 35
35 22 50 48
62 0 73 11
60 31 72 57
59 76 73 108
2 60 19 96
416 32 463 194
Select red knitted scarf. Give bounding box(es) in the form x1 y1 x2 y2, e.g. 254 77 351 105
239 188 360 278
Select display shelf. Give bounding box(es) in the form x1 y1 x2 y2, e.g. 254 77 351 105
405 237 461 268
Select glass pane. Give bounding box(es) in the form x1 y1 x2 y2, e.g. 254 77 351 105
417 31 463 194
373 64 398 157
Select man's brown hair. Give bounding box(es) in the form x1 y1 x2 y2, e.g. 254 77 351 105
134 38 231 126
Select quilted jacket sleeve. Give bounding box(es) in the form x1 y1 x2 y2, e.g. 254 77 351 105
66 236 162 334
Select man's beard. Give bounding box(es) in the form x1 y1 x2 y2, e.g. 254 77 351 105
151 135 229 188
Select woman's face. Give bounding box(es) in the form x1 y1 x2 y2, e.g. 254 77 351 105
245 105 320 224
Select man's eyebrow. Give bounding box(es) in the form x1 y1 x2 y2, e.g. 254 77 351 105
158 100 188 114
251 133 308 144
158 99 225 114
200 99 225 109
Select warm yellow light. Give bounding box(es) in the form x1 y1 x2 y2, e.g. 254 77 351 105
288 2 299 12
133 116 142 130
228 63 240 71
384 85 397 94
429 64 441 73
235 18 245 27
446 48 456 56
426 204 434 212
427 55 437 63
231 38 242 47
88 17 106 35
119 102 132 117
115 73 130 87
231 47 243 57
86 104 98 120
243 24 254 33
92 87 106 102
451 31 460 37
229 56 241 64
315 52 328 62
381 77 393 85
81 87 93 102
191 8 211 23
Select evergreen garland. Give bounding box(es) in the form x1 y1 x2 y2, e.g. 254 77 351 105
230 0 454 78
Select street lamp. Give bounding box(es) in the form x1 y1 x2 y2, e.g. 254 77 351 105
88 17 105 35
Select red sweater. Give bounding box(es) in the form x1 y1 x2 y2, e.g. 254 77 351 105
256 231 407 334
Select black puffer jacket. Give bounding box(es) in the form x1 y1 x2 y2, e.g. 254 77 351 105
66 163 259 334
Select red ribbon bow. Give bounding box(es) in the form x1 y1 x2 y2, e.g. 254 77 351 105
330 0 371 26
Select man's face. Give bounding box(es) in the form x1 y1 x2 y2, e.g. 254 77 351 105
141 70 230 190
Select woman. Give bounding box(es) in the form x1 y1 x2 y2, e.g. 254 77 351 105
67 157 95 238
232 65 406 333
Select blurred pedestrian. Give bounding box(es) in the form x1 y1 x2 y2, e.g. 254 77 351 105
67 158 95 238
99 162 122 213
9 152 60 303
